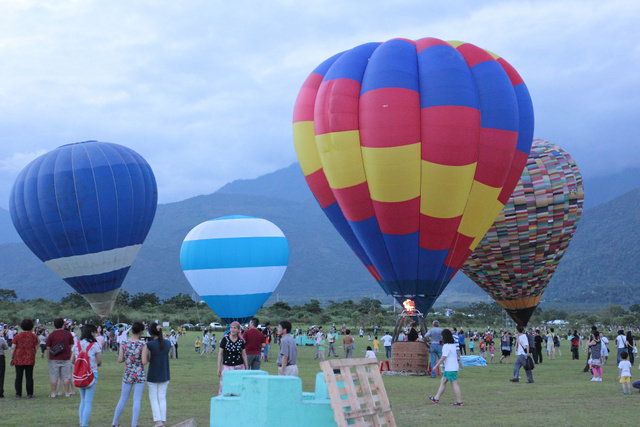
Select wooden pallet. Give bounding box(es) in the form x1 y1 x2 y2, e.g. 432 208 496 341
320 358 396 427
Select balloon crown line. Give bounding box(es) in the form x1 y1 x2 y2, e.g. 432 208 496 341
59 140 100 148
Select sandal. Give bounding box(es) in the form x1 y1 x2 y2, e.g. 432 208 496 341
451 402 463 406
428 396 439 404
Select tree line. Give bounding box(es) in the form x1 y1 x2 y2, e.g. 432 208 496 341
1 289 638 330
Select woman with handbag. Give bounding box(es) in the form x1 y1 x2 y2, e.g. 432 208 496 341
10 318 39 399
626 332 635 365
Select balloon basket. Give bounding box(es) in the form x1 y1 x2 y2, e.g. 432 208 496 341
386 307 430 375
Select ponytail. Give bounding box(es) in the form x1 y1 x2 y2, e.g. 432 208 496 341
149 323 165 351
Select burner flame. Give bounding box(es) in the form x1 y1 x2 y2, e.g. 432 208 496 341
402 299 415 314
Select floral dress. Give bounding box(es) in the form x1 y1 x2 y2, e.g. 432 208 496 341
122 340 146 384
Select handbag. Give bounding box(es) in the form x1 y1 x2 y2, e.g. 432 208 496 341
50 331 70 356
525 355 535 370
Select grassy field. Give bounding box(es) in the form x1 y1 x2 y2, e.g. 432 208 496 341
2 331 638 426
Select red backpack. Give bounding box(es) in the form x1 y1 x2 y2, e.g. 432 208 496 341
73 341 96 388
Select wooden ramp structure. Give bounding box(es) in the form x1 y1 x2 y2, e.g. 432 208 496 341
320 358 396 427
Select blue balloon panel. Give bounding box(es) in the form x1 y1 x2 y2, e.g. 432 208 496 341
180 216 289 324
9 140 158 316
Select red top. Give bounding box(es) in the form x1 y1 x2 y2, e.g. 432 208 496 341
242 328 266 355
46 329 75 360
12 331 38 366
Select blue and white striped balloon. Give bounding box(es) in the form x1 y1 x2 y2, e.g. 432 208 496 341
9 140 158 316
180 215 289 324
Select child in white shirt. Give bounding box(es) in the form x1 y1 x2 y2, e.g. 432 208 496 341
618 351 632 395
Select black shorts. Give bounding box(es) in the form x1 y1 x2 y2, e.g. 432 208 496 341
502 349 511 356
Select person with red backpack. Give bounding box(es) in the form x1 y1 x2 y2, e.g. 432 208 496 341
71 324 102 427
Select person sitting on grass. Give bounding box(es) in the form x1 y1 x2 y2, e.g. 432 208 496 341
428 329 463 406
365 346 376 359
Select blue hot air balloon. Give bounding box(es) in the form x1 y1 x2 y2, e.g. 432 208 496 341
180 215 289 324
9 140 158 316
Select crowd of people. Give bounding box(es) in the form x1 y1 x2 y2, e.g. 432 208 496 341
0 316 301 426
1 317 639 423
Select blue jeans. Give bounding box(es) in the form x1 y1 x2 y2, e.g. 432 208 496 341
430 344 442 377
112 382 145 426
79 378 97 426
385 345 392 359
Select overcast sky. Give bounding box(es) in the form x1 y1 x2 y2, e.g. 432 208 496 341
0 0 637 210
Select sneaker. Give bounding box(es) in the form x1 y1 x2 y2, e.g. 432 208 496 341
597 378 603 381
591 377 598 381
510 378 519 382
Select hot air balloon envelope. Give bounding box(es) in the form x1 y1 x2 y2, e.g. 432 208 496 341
462 139 584 326
9 140 158 316
180 215 289 324
292 37 534 313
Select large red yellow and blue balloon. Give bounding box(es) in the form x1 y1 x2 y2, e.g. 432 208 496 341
462 139 584 326
293 37 534 313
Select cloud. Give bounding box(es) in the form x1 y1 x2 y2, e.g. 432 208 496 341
0 149 47 173
0 0 638 209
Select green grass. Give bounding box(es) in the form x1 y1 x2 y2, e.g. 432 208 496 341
2 333 637 426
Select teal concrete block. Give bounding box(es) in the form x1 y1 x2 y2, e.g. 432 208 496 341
295 335 316 346
243 375 302 406
314 372 329 400
210 372 337 427
221 369 269 396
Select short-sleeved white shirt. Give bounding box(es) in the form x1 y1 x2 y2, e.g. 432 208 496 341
442 343 459 372
616 335 627 349
618 360 632 377
381 334 393 347
516 334 529 356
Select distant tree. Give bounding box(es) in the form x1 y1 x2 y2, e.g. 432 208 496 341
544 308 568 321
320 313 332 325
356 297 383 313
116 290 132 307
584 314 600 326
351 310 362 325
60 292 89 308
619 314 637 327
129 292 161 309
303 299 322 315
163 293 194 309
0 289 18 301
271 301 291 312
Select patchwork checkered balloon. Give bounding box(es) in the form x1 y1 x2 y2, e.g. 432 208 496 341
462 139 584 325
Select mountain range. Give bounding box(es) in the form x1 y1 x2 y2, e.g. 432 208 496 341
0 163 638 310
